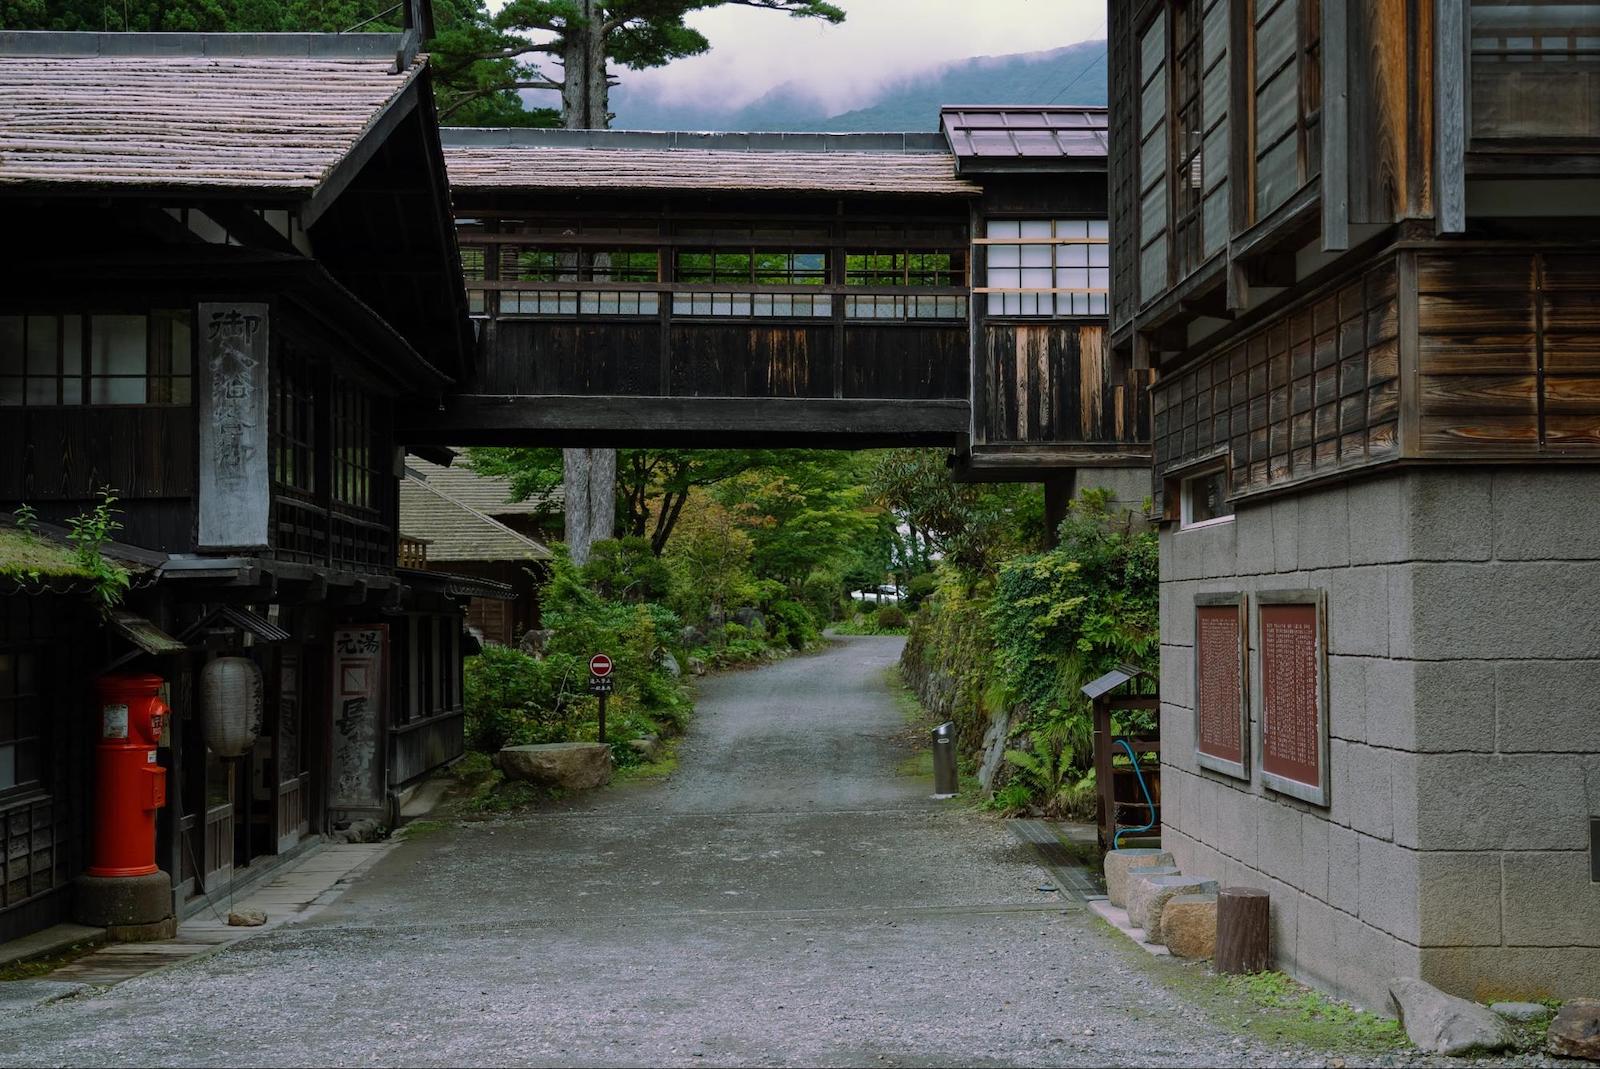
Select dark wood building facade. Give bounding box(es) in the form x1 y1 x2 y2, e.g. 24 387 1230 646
1111 0 1600 1008
0 28 491 943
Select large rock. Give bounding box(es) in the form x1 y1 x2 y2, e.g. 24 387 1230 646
679 625 707 649
1548 999 1600 1061
1123 866 1181 927
495 743 613 790
732 607 766 633
1134 875 1219 942
976 707 1011 793
1491 1001 1552 1023
687 657 707 677
659 651 682 678
517 629 555 657
626 736 662 762
1160 893 1218 959
1104 849 1174 908
1389 977 1514 1056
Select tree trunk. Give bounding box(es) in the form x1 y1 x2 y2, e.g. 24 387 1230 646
563 447 615 565
1214 886 1271 975
561 0 609 129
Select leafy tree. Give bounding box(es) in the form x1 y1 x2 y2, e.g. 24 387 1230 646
870 449 1046 574
469 446 843 556
662 494 754 624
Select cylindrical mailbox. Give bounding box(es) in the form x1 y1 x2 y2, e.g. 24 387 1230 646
931 720 958 798
89 674 169 878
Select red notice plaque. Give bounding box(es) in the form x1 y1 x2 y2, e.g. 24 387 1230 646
1194 593 1249 780
1257 591 1330 806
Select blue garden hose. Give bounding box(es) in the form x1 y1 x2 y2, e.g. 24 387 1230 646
1112 738 1157 850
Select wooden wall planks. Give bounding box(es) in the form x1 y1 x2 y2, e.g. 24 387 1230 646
980 323 1152 446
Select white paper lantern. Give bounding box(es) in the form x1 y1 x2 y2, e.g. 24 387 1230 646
201 656 264 758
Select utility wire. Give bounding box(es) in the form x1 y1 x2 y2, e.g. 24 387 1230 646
1047 20 1109 105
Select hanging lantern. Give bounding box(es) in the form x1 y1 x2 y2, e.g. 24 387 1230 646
201 656 263 758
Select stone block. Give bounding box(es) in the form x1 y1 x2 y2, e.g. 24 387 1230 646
1215 786 1259 868
1500 851 1600 948
1348 474 1408 565
1411 754 1589 851
1496 660 1600 753
74 872 173 933
1337 912 1408 1010
1297 485 1351 569
1328 738 1356 830
1132 874 1219 941
1103 849 1174 909
1349 745 1395 842
1406 470 1492 563
1160 701 1197 775
1235 503 1275 575
1159 583 1187 645
1327 567 1390 657
1387 564 1416 659
1299 813 1330 900
1160 893 1218 958
1295 896 1341 994
495 742 613 790
1272 497 1300 572
1329 655 1367 744
1327 825 1361 914
1417 851 1502 948
1547 998 1600 1061
1256 797 1304 889
1160 645 1192 713
1410 561 1600 661
1491 468 1600 562
1166 527 1205 581
1201 518 1239 579
1358 835 1419 942
1124 866 1181 927
1422 945 1600 1004
1390 752 1420 849
1390 977 1514 1056
1264 876 1300 969
1383 659 1496 753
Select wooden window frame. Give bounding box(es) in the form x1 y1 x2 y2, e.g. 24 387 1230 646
0 311 192 408
1248 0 1323 224
1466 0 1600 146
979 217 1110 317
0 649 42 802
1176 456 1236 529
1171 0 1208 279
843 250 968 288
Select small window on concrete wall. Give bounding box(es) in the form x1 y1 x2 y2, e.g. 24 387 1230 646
1180 464 1233 528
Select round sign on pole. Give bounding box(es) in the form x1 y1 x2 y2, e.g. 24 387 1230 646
589 654 613 677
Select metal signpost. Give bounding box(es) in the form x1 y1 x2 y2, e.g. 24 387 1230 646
589 653 613 742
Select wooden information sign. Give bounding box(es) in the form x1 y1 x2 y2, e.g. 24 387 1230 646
1256 590 1329 806
1194 592 1249 780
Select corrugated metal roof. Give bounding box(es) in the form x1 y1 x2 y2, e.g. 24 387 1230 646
444 145 978 196
398 474 552 564
406 457 562 515
940 106 1108 163
0 48 423 193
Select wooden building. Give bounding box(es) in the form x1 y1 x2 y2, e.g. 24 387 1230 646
1111 0 1600 1007
399 459 553 645
0 26 493 943
398 121 1145 487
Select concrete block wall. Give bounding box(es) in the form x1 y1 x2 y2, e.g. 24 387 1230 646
1158 468 1600 1009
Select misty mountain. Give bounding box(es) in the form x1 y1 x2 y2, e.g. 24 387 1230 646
609 39 1107 133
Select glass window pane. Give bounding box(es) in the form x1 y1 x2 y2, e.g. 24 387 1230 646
988 244 1020 268
61 376 82 405
986 220 1021 239
90 315 147 376
90 377 146 404
1020 220 1053 238
0 378 22 406
1056 219 1088 238
26 316 57 374
1021 245 1052 267
24 378 55 405
62 316 81 375
170 376 192 405
0 317 21 377
1088 219 1110 238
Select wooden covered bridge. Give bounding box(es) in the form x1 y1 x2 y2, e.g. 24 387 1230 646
402 109 1152 476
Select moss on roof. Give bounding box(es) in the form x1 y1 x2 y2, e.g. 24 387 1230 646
0 525 96 581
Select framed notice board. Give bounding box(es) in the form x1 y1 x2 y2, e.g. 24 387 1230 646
1194 592 1249 780
1256 590 1330 806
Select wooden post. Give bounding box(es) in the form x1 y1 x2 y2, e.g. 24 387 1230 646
1214 886 1271 974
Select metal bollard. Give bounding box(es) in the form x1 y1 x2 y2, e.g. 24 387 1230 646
931 721 958 798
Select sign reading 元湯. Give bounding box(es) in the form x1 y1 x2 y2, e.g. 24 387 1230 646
1194 593 1249 780
1257 591 1329 806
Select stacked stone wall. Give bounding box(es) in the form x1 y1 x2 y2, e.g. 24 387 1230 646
1158 468 1600 1009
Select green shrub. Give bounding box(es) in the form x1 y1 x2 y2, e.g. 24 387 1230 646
875 604 909 630
463 646 582 752
766 598 819 649
904 571 937 611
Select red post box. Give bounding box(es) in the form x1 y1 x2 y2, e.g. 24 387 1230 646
89 674 169 878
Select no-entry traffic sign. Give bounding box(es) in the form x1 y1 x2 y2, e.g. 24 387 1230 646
589 653 613 677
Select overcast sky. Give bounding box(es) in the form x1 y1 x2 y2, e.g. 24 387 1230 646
512 1 1106 115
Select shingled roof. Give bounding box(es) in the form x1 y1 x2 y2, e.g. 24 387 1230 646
0 33 424 194
398 473 552 565
406 457 562 516
940 106 1108 173
442 129 979 197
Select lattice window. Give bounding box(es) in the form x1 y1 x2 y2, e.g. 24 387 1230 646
675 250 827 286
0 311 190 407
0 651 40 801
981 219 1109 316
669 292 832 317
1252 0 1322 221
1470 0 1600 140
502 248 660 283
844 251 966 287
1171 1 1207 278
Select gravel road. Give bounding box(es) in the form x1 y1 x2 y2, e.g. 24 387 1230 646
0 636 1522 1067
